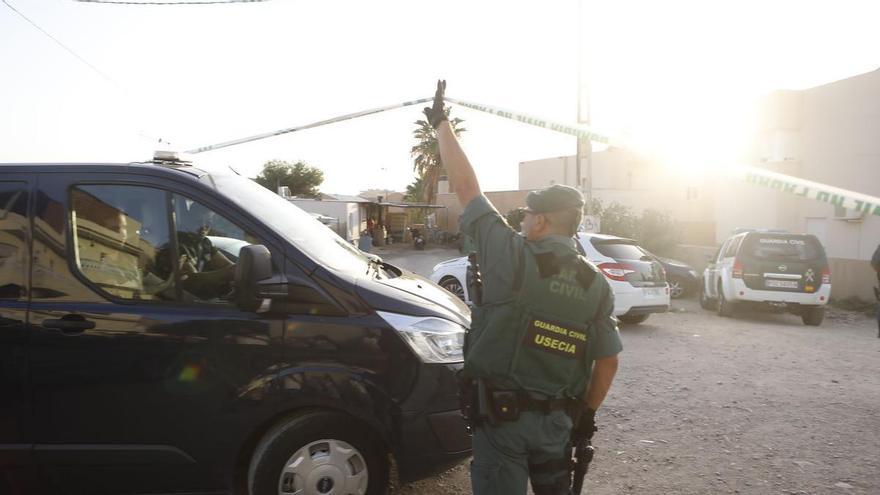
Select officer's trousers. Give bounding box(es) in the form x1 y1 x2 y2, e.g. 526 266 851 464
471 410 573 495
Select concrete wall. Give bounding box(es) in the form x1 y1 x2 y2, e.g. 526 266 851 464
829 257 879 301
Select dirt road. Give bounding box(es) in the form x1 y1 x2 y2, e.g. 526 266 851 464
380 246 880 494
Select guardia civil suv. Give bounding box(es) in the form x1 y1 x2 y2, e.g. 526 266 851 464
699 230 831 325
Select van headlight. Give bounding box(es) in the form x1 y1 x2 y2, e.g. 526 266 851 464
377 311 465 363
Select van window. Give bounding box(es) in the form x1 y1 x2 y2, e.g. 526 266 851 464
70 186 264 304
70 186 175 301
211 173 370 275
0 182 28 300
742 234 823 261
167 194 261 304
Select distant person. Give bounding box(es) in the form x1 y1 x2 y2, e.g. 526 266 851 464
358 230 373 253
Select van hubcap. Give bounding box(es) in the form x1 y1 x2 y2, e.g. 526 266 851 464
669 281 683 298
278 439 368 495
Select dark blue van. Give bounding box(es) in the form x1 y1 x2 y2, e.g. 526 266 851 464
0 156 471 494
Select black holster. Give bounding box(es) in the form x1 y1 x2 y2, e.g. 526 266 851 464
457 376 502 431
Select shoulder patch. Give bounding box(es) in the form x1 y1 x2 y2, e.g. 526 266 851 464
575 256 598 289
533 251 561 278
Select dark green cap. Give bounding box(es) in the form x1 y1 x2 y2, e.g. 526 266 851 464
525 184 585 214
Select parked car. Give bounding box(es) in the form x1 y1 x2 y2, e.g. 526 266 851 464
430 233 669 324
699 230 831 325
0 155 471 494
649 254 700 299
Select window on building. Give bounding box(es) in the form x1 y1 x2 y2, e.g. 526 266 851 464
686 187 700 201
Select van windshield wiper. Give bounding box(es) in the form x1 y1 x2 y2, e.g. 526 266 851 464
365 256 384 277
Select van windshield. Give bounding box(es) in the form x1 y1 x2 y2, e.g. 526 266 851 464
210 172 370 274
743 234 823 261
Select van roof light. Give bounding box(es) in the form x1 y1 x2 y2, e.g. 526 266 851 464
152 150 192 164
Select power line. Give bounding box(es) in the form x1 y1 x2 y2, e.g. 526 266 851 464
75 0 270 5
1 0 116 83
2 0 170 146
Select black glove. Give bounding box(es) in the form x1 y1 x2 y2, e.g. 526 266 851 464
572 407 597 443
423 79 448 129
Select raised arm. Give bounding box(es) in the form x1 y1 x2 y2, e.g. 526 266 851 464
425 80 481 207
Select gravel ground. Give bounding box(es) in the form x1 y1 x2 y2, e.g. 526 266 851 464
379 246 880 495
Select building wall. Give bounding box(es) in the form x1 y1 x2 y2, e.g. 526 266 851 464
519 150 717 246
287 199 360 242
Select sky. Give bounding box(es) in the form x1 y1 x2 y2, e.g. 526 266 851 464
2 0 879 194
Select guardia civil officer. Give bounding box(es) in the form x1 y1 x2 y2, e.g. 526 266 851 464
425 81 622 495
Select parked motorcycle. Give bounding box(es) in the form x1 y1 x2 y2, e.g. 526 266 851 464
410 227 425 250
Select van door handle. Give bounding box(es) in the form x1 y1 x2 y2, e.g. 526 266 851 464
42 316 96 334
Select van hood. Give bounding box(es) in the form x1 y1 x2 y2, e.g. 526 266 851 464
355 269 471 328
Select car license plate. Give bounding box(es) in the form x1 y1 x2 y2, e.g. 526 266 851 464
766 279 798 289
644 287 662 297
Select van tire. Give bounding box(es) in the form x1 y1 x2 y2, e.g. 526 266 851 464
248 411 389 495
619 314 650 325
699 280 717 310
717 284 736 317
801 306 825 326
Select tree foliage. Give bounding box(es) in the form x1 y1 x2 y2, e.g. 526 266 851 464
587 199 680 256
404 174 427 203
253 160 324 198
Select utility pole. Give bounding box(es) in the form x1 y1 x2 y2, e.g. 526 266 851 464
576 0 593 212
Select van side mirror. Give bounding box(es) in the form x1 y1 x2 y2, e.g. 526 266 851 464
235 245 274 312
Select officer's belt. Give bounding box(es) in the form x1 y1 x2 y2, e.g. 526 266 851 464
513 392 577 414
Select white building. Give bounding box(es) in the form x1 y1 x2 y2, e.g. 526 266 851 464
288 194 371 242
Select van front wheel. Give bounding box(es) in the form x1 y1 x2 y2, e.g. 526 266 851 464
801 306 825 326
248 411 389 495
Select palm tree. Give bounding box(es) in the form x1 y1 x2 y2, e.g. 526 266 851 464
404 174 427 203
410 108 465 205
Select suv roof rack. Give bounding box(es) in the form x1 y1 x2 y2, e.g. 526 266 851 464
731 228 789 235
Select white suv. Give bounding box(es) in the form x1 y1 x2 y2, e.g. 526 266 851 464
699 231 831 325
429 233 670 325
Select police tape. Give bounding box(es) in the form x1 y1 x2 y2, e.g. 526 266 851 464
443 97 880 217
185 97 433 154
443 97 618 147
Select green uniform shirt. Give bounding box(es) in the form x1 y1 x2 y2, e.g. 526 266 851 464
460 194 622 361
